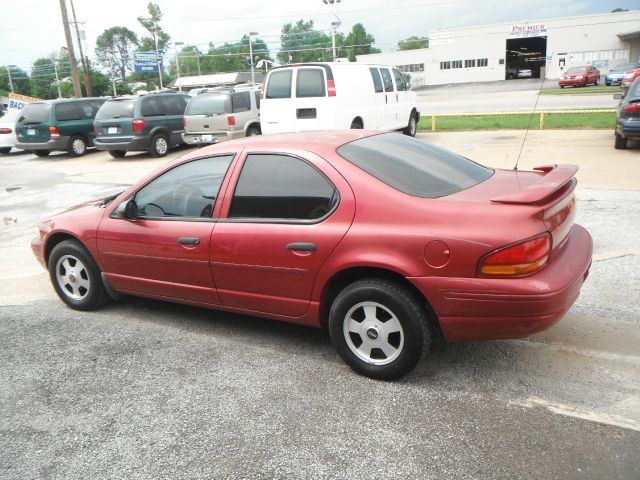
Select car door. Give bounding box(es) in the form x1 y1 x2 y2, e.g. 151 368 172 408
379 67 398 129
392 68 412 127
261 68 295 133
369 67 385 130
231 91 252 135
211 150 355 318
97 154 235 304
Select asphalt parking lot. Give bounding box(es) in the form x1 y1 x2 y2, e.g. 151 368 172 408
1 132 639 479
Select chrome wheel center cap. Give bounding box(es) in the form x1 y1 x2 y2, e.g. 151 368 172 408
366 327 379 340
68 273 76 283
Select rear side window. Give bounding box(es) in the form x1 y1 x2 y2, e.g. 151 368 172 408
96 99 136 119
229 154 338 220
54 103 82 121
141 97 162 116
254 91 260 109
393 69 408 91
296 68 325 98
380 68 394 92
232 92 251 112
337 133 493 198
266 70 292 99
369 68 383 93
186 94 228 115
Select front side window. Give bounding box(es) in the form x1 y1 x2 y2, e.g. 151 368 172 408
296 68 325 98
229 154 338 220
392 69 407 91
380 68 394 92
337 133 493 198
266 70 292 99
132 155 234 218
232 92 251 112
369 68 383 93
141 97 162 116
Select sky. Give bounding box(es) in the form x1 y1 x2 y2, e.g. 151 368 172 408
1 0 638 73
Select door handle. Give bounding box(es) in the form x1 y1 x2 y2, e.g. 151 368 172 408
178 237 200 246
286 242 316 252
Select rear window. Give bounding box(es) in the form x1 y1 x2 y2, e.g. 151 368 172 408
337 133 493 198
266 70 292 99
296 69 325 98
96 99 136 120
186 94 228 115
18 103 50 124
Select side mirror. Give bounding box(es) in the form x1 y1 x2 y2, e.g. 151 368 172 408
613 93 623 100
124 199 139 219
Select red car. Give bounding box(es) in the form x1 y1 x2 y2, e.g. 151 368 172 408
559 66 601 88
622 67 640 88
31 131 592 379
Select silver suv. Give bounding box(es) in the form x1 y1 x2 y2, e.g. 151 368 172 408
182 85 261 145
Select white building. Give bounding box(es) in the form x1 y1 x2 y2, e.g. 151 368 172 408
357 10 640 87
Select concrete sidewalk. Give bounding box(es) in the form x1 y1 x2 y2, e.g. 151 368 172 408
418 129 640 191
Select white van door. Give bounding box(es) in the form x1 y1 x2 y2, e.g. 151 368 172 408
392 68 413 129
379 67 398 129
262 69 295 133
368 67 385 130
293 66 330 131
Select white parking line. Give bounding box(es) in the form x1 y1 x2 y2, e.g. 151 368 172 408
518 397 640 432
510 339 640 366
592 249 640 262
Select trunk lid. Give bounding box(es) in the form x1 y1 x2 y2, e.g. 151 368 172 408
184 93 230 134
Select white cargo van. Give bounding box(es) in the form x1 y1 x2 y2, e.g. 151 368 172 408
260 62 420 136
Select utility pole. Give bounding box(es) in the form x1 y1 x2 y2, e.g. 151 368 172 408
196 51 201 76
53 62 62 98
175 42 184 91
59 0 82 97
6 66 14 93
249 32 258 86
69 0 92 96
154 29 163 89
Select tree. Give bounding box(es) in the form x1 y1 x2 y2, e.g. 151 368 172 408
339 23 380 61
398 36 429 51
137 2 171 61
198 35 272 74
95 27 139 82
30 58 58 99
611 8 628 12
278 20 332 64
0 66 31 96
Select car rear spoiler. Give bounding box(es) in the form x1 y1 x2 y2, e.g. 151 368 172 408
491 164 578 205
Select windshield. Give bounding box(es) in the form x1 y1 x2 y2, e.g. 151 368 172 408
185 94 228 115
95 99 136 120
566 67 587 73
18 103 50 124
337 133 493 198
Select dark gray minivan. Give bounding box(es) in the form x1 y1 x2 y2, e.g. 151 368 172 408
94 92 189 158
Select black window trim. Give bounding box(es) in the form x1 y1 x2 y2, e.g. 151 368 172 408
110 152 238 222
221 151 341 225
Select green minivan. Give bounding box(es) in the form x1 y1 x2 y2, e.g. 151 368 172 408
15 98 106 157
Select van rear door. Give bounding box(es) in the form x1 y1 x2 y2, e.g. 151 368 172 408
292 66 330 131
261 68 295 133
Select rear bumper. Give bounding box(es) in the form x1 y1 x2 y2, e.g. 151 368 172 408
94 135 150 151
16 136 69 151
182 130 244 145
409 224 593 342
616 118 640 139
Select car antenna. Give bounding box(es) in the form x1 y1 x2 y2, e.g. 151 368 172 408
514 60 549 171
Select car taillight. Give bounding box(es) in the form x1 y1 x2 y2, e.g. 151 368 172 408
327 79 336 97
227 115 236 126
92 122 97 134
623 104 640 113
132 119 145 132
260 83 265 100
0 127 12 134
182 117 186 128
49 126 60 137
478 233 551 277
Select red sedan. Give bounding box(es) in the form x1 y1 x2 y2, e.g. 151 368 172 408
31 131 592 379
559 66 601 88
622 67 640 88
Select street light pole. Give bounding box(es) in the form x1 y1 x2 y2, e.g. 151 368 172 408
154 29 163 90
6 65 14 93
322 0 342 61
249 32 258 86
175 41 184 91
53 62 62 98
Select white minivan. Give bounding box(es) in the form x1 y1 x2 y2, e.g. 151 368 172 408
260 62 420 136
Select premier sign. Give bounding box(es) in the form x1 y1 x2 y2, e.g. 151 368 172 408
509 23 547 38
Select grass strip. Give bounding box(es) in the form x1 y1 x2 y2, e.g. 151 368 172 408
541 85 623 95
418 111 616 131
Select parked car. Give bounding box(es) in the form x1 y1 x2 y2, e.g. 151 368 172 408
613 77 640 149
558 66 600 88
182 85 261 145
93 92 190 158
260 62 419 136
517 68 533 78
0 109 22 154
621 67 640 90
15 98 106 157
31 131 592 380
605 62 640 86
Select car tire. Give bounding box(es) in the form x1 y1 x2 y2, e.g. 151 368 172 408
67 135 88 157
350 119 363 129
33 150 50 157
594 77 599 86
328 278 432 380
0 147 11 154
246 125 261 136
560 85 564 89
48 239 108 311
109 150 126 158
614 132 627 150
403 111 418 137
150 134 169 158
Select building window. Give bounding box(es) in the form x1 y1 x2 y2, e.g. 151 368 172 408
464 59 476 68
477 58 488 67
397 63 425 73
440 61 451 70
452 60 463 69
499 58 505 65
